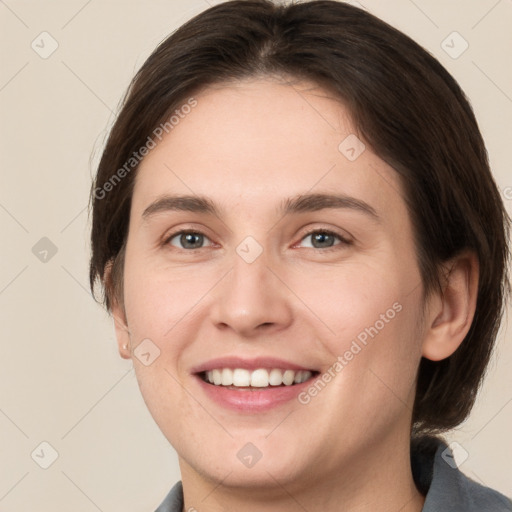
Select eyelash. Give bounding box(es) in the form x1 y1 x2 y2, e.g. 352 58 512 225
299 229 352 251
163 228 352 252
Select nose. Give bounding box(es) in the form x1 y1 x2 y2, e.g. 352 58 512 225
209 246 294 338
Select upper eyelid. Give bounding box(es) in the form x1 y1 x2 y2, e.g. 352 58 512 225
302 227 350 240
163 223 215 241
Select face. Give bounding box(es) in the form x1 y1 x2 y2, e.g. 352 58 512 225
115 79 427 492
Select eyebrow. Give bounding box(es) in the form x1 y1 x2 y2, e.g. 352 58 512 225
281 193 379 220
141 193 380 222
142 195 219 221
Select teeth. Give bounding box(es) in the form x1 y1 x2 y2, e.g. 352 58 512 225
250 368 269 387
203 368 314 387
282 369 295 385
268 368 283 386
294 370 309 384
212 369 222 385
220 368 233 386
233 369 250 386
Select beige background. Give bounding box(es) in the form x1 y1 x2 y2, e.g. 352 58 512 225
0 0 511 510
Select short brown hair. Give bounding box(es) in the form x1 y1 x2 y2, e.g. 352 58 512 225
88 0 510 434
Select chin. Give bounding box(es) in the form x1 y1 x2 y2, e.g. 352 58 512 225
180 434 314 491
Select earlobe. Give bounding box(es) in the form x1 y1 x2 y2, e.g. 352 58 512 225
421 251 479 362
112 308 132 360
105 262 132 360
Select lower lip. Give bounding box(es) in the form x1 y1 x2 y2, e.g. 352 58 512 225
194 375 316 412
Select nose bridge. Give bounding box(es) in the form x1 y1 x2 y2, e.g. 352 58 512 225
210 239 293 335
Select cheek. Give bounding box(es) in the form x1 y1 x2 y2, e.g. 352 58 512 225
337 293 422 408
292 256 412 339
122 261 217 420
295 259 423 403
123 258 215 340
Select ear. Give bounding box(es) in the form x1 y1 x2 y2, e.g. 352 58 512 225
105 261 132 360
421 251 479 361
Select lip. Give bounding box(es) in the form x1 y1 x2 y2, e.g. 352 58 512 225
190 356 319 413
190 356 317 374
194 373 318 412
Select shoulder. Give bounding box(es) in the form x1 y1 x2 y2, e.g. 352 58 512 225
412 436 512 512
154 480 183 512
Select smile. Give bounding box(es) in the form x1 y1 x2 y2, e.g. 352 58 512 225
200 368 316 387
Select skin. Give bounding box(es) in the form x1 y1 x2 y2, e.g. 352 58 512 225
110 78 479 512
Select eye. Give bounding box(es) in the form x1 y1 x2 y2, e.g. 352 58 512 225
165 230 213 250
298 229 350 250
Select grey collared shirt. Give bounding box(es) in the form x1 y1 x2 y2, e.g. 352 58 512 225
155 438 512 511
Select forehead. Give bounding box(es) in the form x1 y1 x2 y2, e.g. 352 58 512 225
131 79 406 221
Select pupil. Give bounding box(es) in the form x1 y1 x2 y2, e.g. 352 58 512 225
181 233 203 249
313 232 333 248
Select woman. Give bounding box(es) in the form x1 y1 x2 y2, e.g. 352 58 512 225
89 1 511 510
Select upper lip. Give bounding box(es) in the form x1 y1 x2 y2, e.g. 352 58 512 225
191 356 318 374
